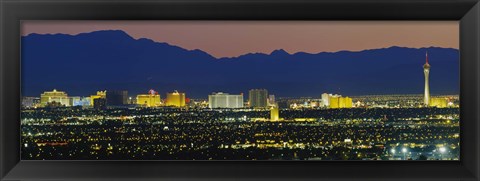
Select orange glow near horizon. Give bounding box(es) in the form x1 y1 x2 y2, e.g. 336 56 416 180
21 21 459 58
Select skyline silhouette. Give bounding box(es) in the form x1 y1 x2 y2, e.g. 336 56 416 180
21 30 459 98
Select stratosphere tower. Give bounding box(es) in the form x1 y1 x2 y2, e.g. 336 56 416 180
424 51 431 106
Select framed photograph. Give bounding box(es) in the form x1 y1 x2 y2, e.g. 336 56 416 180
1 0 479 180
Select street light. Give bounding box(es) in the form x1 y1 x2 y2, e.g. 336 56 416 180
402 147 408 160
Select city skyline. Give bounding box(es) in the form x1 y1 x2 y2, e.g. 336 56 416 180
23 49 454 110
24 51 454 110
20 21 460 161
19 53 445 100
21 29 460 97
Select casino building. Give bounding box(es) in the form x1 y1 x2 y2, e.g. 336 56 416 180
249 89 268 108
40 89 70 107
106 90 128 106
329 96 353 109
90 91 106 106
137 89 161 107
208 92 243 109
166 90 186 107
321 93 352 109
430 97 449 108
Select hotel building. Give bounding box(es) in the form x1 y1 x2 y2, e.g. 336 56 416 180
90 91 106 106
429 97 449 108
137 89 161 107
106 90 128 106
249 89 268 108
321 93 353 109
40 89 70 107
208 92 244 108
166 90 186 107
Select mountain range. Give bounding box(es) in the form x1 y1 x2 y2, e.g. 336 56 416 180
21 30 460 98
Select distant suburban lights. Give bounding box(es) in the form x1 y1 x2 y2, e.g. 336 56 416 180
439 147 446 153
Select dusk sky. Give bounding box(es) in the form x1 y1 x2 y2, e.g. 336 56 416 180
22 21 459 58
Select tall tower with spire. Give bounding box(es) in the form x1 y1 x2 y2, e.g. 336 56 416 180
423 52 431 106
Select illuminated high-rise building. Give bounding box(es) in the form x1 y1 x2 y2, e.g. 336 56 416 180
339 97 347 108
166 90 186 107
328 96 352 109
329 97 340 108
424 52 431 106
321 93 331 107
430 97 448 108
208 92 243 108
345 97 353 108
40 89 70 107
323 93 340 108
137 89 161 107
270 106 280 121
90 91 106 106
249 89 268 108
106 90 128 106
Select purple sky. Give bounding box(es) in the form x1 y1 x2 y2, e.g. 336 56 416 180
22 21 459 58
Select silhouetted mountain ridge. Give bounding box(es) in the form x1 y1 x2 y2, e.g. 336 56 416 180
21 30 459 98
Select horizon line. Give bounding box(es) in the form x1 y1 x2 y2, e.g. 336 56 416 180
22 29 460 59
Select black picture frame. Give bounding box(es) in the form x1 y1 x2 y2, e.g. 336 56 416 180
1 0 479 180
